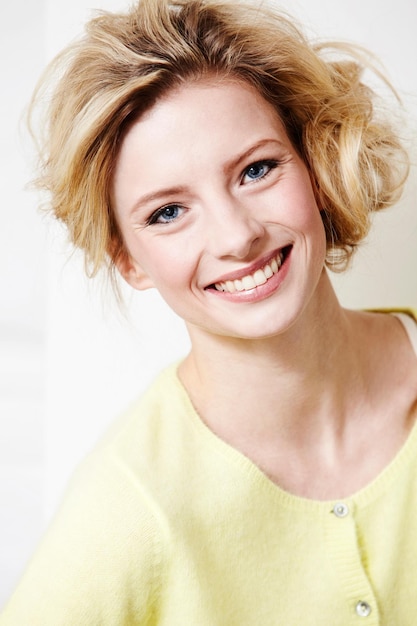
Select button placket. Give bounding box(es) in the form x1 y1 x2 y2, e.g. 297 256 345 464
325 501 380 624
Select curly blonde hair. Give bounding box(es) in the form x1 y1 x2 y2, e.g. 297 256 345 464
30 0 409 280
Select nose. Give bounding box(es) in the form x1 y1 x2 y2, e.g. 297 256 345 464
204 194 266 260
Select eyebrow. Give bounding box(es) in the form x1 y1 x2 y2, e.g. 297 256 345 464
128 185 189 218
223 138 285 176
128 138 285 217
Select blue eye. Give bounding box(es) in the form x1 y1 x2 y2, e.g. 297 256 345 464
242 160 278 184
148 204 183 225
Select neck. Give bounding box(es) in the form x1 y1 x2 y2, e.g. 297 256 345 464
179 275 364 447
178 280 417 499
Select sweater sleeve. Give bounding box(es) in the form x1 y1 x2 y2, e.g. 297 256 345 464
0 450 166 625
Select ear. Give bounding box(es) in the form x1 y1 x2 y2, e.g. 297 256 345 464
114 248 155 291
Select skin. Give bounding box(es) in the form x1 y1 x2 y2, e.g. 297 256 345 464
112 78 417 500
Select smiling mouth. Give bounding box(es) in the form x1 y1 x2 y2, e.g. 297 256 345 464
208 245 292 294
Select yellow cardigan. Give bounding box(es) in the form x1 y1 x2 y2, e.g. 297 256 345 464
1 311 417 625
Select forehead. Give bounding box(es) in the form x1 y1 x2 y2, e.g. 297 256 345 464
143 76 274 114
117 77 288 157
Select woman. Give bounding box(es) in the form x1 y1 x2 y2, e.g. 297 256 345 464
1 0 416 623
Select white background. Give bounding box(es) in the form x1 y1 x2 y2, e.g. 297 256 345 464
0 0 416 607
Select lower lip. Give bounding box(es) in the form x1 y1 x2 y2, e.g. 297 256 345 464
207 248 292 304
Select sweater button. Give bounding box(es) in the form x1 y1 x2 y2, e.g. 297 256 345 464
333 502 349 518
356 601 372 617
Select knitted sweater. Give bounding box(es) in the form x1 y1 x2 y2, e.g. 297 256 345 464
1 312 417 625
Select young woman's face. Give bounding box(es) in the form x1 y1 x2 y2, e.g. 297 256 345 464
112 79 327 340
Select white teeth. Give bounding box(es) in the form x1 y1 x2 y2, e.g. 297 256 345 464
242 275 256 290
214 251 284 294
270 258 278 273
253 269 268 286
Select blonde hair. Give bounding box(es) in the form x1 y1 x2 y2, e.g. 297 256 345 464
30 0 409 280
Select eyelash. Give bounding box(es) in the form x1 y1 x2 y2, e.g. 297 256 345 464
241 159 279 184
145 158 280 225
146 204 184 226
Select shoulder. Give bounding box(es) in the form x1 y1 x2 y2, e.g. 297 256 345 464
359 309 417 420
345 308 417 402
100 361 195 484
0 451 166 625
0 364 187 625
364 308 417 362
354 308 417 352
391 310 417 357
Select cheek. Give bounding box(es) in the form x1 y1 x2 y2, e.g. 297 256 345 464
137 242 196 288
288 188 327 257
283 192 323 235
307 208 327 250
295 179 324 232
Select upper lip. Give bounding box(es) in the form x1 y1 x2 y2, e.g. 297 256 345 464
205 245 290 288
